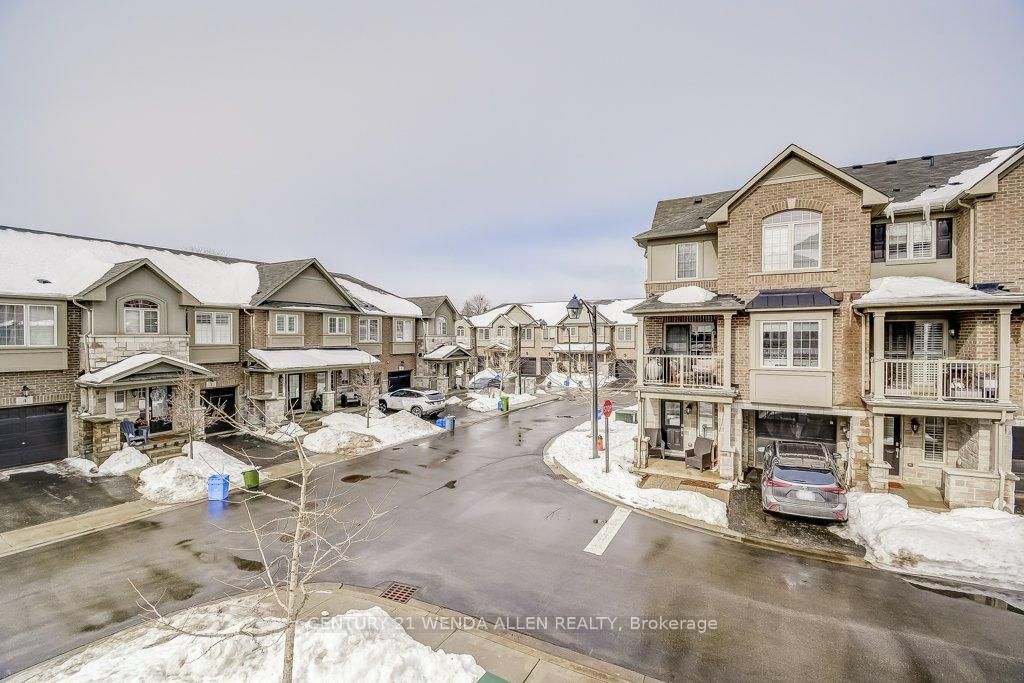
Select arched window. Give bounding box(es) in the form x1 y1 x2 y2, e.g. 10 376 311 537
456 325 466 338
123 299 159 334
761 210 821 271
497 325 506 337
436 316 449 335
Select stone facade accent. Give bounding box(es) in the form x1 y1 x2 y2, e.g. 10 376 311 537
85 334 189 369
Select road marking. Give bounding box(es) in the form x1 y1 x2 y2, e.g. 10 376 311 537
584 506 631 556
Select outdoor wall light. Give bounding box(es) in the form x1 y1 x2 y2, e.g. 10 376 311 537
685 403 693 415
910 417 920 434
399 361 405 370
21 385 30 397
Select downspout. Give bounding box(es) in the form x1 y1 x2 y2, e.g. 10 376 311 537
71 298 92 373
242 307 256 420
957 198 975 286
852 306 867 397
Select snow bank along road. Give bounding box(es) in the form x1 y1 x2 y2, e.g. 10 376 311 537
0 399 1022 681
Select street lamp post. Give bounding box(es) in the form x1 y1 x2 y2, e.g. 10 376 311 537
566 295 600 463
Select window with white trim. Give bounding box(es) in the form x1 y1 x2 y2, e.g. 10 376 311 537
456 325 467 338
1 304 58 347
326 315 348 335
923 417 945 463
497 325 507 337
114 390 127 412
274 313 299 334
520 327 533 341
436 316 449 335
394 318 414 342
761 210 821 271
479 328 490 341
760 320 820 368
123 299 159 334
596 326 607 341
567 326 578 340
887 220 934 261
676 242 699 279
358 317 380 343
542 326 556 340
617 326 634 342
195 311 232 345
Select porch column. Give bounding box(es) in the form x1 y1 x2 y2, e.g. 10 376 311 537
638 314 646 386
104 389 115 418
634 397 647 468
719 403 735 479
867 413 891 492
997 309 1011 403
722 312 733 389
870 311 885 399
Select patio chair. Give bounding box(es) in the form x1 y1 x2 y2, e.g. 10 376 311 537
120 420 147 447
685 436 715 471
644 428 665 459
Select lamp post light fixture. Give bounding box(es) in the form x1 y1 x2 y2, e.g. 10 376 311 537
567 295 602 467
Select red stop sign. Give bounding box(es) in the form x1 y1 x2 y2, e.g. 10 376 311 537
602 400 613 417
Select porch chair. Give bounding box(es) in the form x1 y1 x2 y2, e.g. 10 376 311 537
685 436 715 471
120 420 147 447
644 428 666 459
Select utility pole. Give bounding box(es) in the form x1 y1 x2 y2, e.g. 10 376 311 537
566 295 600 461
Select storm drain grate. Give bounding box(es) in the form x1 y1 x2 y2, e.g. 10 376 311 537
380 582 420 604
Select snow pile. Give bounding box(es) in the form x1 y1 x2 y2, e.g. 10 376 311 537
34 597 483 682
545 372 613 389
137 443 255 504
884 148 1017 221
367 406 387 419
470 368 498 383
657 286 715 305
304 411 443 454
97 447 151 476
858 276 995 304
59 458 102 477
465 393 535 413
717 481 750 491
834 492 1024 591
250 421 307 443
546 409 728 527
445 396 463 405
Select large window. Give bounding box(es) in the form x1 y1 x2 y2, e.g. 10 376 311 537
617 326 633 342
394 318 414 342
665 323 712 355
196 311 232 345
0 303 57 347
358 317 381 343
479 328 490 341
676 242 699 279
436 316 449 335
567 326 578 340
520 326 533 341
887 221 934 261
760 320 820 368
326 315 348 335
274 313 299 334
762 210 821 271
496 325 507 337
924 416 945 463
456 324 467 338
124 299 159 334
542 326 556 340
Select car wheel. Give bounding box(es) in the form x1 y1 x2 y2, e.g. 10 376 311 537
411 406 422 417
378 400 388 412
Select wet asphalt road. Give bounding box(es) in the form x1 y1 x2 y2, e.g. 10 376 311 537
1 399 1023 681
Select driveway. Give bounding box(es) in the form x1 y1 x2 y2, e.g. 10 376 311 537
0 467 139 534
0 399 1022 681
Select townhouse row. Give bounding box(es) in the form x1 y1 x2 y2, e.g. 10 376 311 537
626 143 1024 512
0 227 472 465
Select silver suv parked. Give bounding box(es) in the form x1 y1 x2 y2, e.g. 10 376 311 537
378 388 446 418
760 440 848 522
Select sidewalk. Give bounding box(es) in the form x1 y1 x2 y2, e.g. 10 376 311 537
11 582 660 682
0 395 561 559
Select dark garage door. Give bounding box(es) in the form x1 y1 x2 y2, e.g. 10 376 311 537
0 404 68 468
520 358 538 376
202 387 237 435
388 370 412 392
754 411 837 466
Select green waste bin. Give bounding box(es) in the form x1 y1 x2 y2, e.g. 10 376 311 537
500 396 510 412
242 469 260 490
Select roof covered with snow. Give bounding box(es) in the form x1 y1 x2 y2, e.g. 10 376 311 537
553 342 611 353
422 344 471 360
469 304 515 327
77 353 213 386
521 301 570 326
247 348 380 371
855 277 1024 308
625 289 744 315
596 299 645 325
333 273 423 317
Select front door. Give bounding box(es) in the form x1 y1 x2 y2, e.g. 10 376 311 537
883 415 902 476
662 401 684 451
148 386 173 434
286 374 302 411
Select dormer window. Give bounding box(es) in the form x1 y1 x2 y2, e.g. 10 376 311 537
762 210 821 271
124 299 159 334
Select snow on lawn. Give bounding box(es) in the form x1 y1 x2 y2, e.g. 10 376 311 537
545 372 613 389
546 409 728 527
138 442 255 504
97 447 151 476
834 492 1024 591
249 421 307 443
445 396 463 405
304 410 443 455
465 392 535 412
34 595 483 682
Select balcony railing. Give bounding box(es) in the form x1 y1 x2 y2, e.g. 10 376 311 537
643 354 724 388
881 359 1000 401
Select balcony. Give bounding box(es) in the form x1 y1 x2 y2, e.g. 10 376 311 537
642 354 725 389
881 359 1000 402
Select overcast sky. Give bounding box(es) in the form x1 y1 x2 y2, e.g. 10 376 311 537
1 1 1022 308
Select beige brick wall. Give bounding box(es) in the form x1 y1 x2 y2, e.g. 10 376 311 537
973 162 1024 291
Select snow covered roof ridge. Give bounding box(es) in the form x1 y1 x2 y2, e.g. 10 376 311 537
856 276 1024 307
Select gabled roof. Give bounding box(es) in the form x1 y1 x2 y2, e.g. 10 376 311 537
469 304 515 327
333 273 423 317
247 348 380 371
422 344 472 361
966 144 1024 196
406 295 456 318
747 288 839 311
250 259 358 309
76 258 201 305
77 353 214 387
634 190 734 245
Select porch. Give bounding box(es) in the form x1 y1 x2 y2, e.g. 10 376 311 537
634 456 730 491
636 309 737 391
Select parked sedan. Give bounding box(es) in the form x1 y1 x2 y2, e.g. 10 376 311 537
378 388 446 418
760 440 848 522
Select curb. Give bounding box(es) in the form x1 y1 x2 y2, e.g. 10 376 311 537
541 432 871 569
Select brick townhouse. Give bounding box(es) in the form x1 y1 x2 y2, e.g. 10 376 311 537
0 226 445 466
628 143 1024 511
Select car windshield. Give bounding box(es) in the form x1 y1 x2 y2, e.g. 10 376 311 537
424 392 444 401
772 466 837 486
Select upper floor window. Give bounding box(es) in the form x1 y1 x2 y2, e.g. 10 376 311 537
596 326 607 341
762 210 821 271
676 242 699 279
124 299 159 334
358 317 380 343
520 327 533 341
566 326 579 340
760 320 820 368
479 328 491 341
196 311 232 345
326 315 348 335
542 326 556 340
0 303 57 347
436 316 449 335
497 325 507 337
887 220 934 261
617 326 633 342
456 325 467 338
394 318 414 342
274 313 299 334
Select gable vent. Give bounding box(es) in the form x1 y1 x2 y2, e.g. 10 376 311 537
693 197 703 204
851 164 863 169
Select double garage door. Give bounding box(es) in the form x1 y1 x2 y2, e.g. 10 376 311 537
0 404 68 468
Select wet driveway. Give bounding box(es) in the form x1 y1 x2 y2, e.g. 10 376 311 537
0 468 140 534
0 398 1022 681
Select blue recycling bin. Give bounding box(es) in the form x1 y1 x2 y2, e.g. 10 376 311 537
435 418 446 428
207 474 230 501
444 415 456 432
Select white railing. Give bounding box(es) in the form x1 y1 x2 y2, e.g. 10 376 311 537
643 354 724 388
882 359 1000 401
